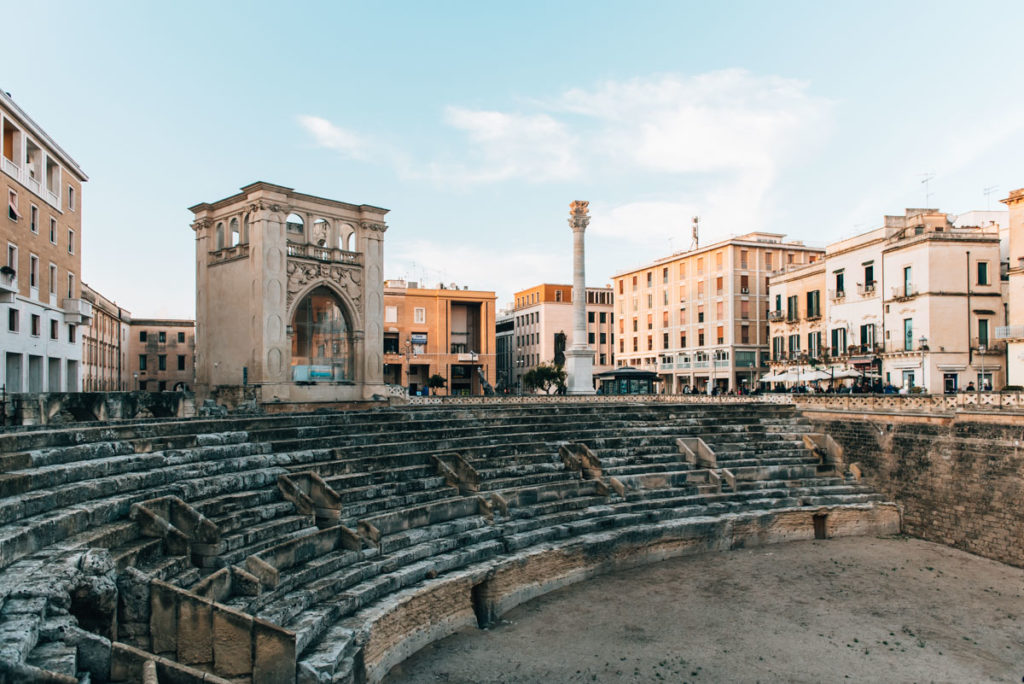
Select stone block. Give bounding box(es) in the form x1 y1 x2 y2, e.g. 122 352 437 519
149 581 178 656
246 555 279 588
253 618 296 684
176 593 213 666
212 604 253 678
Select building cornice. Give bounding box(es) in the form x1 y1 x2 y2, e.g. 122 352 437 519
189 182 389 217
0 89 88 181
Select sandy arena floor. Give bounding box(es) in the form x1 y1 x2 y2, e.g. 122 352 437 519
385 536 1024 683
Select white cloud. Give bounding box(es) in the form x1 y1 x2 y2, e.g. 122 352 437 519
296 115 369 160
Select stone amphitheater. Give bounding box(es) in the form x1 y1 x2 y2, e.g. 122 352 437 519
0 400 905 682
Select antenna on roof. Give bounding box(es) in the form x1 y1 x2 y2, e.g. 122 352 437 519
920 172 935 207
690 216 699 250
983 185 998 211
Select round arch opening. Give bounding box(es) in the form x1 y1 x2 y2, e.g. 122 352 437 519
290 286 354 382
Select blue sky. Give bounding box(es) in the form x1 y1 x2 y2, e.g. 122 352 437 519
4 1 1023 317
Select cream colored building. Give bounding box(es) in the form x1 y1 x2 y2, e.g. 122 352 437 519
613 233 823 393
190 182 388 404
128 319 195 392
511 283 614 391
0 90 90 393
997 189 1024 386
81 283 130 391
382 281 496 396
767 260 825 373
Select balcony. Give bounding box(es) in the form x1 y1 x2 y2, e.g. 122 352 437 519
890 285 917 300
828 289 846 301
0 269 16 303
46 188 59 207
62 297 93 324
857 282 877 296
1 157 19 179
287 242 362 266
26 175 40 195
208 243 250 266
768 310 785 322
995 325 1024 340
973 339 1005 354
457 352 480 363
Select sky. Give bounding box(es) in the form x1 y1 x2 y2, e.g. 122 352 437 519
3 1 1023 318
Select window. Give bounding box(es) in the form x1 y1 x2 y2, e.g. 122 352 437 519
646 313 653 330
599 312 606 324
662 267 668 284
618 280 623 295
834 271 844 295
903 318 913 351
647 335 653 351
158 355 167 371
588 311 595 323
646 272 652 288
715 301 723 320
716 326 724 345
30 314 40 336
29 255 37 288
8 190 19 221
632 318 638 332
8 307 18 332
787 295 798 321
66 272 74 299
414 307 425 324
765 252 773 269
977 261 989 286
632 275 638 290
978 319 990 347
697 306 705 323
29 205 37 233
740 300 750 319
740 275 749 293
158 331 166 343
662 311 669 328
806 290 820 318
50 319 58 339
48 264 56 296
831 328 847 355
67 324 76 343
177 331 185 343
740 250 748 269
860 323 876 349
6 243 15 269
555 289 563 302
68 186 75 211
680 333 687 347
600 332 607 344
698 330 705 346
808 331 821 358
788 334 800 355
49 218 56 243
772 337 784 361
139 355 147 371
646 293 652 307
864 263 875 289
139 330 147 342
663 332 669 349
67 229 74 254
741 325 750 344
715 276 723 294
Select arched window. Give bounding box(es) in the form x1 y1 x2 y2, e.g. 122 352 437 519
291 286 353 382
215 222 225 250
286 213 304 235
242 213 250 243
229 218 240 247
345 230 355 251
313 217 329 246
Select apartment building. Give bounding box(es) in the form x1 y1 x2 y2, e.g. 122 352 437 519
1 90 89 392
771 208 1005 391
613 233 823 393
382 281 496 396
495 310 515 392
767 260 825 369
511 283 615 391
81 283 131 391
998 188 1024 385
128 319 196 391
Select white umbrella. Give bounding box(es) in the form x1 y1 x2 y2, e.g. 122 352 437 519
803 369 832 381
759 372 785 383
830 368 862 379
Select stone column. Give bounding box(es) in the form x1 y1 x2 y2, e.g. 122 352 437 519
565 201 596 395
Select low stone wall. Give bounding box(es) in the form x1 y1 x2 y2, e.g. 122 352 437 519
789 391 1024 413
804 407 1024 568
359 504 900 682
3 391 195 426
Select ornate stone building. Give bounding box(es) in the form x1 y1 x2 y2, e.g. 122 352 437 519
190 182 388 404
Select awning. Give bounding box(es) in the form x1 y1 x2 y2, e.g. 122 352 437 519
7 193 19 220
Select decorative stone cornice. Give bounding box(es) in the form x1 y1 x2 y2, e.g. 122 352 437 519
568 200 590 233
361 221 388 234
191 218 211 233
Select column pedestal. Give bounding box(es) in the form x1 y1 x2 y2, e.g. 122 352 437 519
565 347 595 395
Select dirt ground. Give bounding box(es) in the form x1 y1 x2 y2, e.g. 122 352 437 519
385 536 1024 683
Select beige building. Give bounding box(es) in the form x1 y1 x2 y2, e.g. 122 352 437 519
128 319 195 391
998 189 1024 386
81 283 131 391
1 90 90 393
382 280 496 396
767 260 825 371
190 182 387 404
511 283 614 391
613 233 823 393
771 208 1006 392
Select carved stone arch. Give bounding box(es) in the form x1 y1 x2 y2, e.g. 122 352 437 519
312 217 330 247
215 222 225 250
339 222 356 251
229 217 240 246
287 276 363 333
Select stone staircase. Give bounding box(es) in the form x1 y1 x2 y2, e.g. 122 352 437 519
0 401 899 683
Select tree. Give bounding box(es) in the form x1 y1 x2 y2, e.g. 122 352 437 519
427 374 447 394
522 363 567 394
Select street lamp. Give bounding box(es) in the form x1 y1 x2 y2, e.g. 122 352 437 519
918 335 928 394
516 356 525 395
979 345 987 392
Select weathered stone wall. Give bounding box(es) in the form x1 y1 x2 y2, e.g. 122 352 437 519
806 409 1024 567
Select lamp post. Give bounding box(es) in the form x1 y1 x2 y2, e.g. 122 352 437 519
516 356 525 396
919 335 928 394
979 345 987 392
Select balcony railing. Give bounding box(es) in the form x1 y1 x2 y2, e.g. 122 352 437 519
891 285 917 299
973 339 1005 353
46 188 59 207
26 175 40 195
1 157 19 178
0 270 16 303
62 297 94 324
287 242 362 266
828 289 846 301
768 311 785 322
995 325 1024 340
857 282 877 296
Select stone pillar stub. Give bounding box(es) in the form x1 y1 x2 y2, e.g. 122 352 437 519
566 201 596 395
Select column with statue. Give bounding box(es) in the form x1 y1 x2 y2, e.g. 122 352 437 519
565 201 596 394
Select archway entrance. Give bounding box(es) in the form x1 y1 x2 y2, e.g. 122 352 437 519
290 286 353 382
